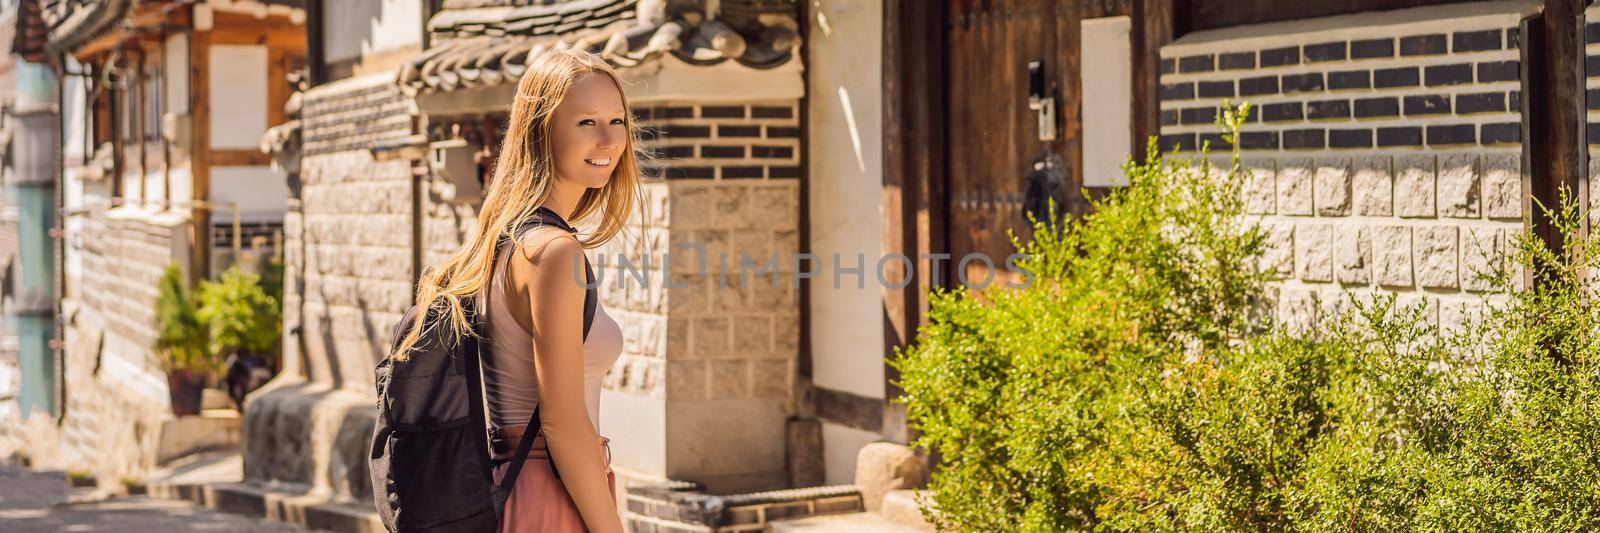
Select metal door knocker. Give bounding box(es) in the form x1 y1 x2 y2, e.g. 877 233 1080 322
1024 152 1068 226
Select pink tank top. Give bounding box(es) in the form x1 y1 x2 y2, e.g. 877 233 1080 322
479 232 623 430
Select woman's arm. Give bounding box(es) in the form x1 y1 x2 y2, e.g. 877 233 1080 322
505 229 624 533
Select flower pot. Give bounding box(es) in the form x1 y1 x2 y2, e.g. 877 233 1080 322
167 370 205 416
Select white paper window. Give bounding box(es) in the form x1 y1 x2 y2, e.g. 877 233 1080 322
209 44 268 150
1081 16 1133 187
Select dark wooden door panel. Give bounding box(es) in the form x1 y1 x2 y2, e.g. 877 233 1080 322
947 0 1081 285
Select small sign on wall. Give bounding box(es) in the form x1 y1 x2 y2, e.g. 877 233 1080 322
1081 16 1133 187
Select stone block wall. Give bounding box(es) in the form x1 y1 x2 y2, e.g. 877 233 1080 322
287 73 417 390
1159 3 1527 333
6 206 188 484
246 72 416 503
594 99 802 496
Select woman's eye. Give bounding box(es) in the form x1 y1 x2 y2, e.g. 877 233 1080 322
610 118 625 126
578 119 596 126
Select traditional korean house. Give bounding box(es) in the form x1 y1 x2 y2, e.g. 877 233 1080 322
245 0 1598 531
2 0 306 488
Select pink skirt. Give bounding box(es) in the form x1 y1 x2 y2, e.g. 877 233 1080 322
491 436 616 533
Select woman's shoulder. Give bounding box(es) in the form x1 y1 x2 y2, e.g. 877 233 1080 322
509 225 583 269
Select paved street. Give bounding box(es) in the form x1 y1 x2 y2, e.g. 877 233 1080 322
0 462 318 532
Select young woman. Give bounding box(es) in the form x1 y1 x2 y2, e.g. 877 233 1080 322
391 49 640 532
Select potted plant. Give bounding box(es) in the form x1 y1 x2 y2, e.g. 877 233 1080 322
154 265 215 416
197 267 282 409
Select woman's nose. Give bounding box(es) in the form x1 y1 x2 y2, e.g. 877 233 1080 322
597 127 622 150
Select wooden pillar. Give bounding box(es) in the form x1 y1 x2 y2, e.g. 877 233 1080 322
881 0 948 442
190 21 212 281
1131 0 1175 162
1522 0 1588 287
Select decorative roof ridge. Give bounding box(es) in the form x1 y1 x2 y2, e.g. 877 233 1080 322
43 0 132 55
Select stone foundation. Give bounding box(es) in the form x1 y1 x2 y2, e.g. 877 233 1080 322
1159 2 1528 332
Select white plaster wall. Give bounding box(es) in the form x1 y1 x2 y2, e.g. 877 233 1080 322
164 33 190 115
209 166 287 223
806 0 885 401
822 422 882 486
322 0 423 63
1082 16 1133 187
142 170 167 206
61 59 90 162
61 62 92 300
209 44 268 150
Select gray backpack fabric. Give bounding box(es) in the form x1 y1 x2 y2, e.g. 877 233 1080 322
369 207 596 532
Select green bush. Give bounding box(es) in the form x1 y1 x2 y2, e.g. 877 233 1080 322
894 105 1600 531
893 105 1270 530
155 265 215 375
197 267 282 358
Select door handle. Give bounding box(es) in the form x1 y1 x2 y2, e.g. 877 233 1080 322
1028 61 1058 141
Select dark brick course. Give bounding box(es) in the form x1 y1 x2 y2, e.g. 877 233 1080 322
1303 42 1347 62
1281 73 1325 94
1328 70 1371 90
1329 129 1373 148
1260 46 1300 67
1306 100 1351 120
1374 67 1421 88
1456 92 1507 114
1179 54 1215 72
1452 29 1502 52
1400 34 1448 55
1351 38 1395 58
1480 123 1519 145
1219 52 1256 70
1424 63 1473 86
1377 127 1423 147
1282 129 1326 149
1427 124 1475 145
1260 102 1304 122
1404 94 1451 115
1198 80 1235 98
1353 97 1400 118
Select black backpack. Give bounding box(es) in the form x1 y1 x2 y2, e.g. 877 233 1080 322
369 207 597 532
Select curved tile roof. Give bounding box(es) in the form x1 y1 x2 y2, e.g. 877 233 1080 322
398 0 798 95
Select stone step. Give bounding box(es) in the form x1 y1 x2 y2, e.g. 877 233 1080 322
766 511 928 533
155 410 242 465
879 490 935 531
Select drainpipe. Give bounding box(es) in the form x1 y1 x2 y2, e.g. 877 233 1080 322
10 59 59 418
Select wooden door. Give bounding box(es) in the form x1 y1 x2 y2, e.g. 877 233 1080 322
945 0 1130 286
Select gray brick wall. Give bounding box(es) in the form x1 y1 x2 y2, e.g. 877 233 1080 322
1161 5 1527 333
606 100 801 404
289 75 419 392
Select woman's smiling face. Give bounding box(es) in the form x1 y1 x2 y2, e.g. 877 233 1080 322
549 73 627 189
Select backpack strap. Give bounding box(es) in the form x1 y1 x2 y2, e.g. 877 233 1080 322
491 206 597 508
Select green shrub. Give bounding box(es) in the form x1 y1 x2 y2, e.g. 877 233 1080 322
893 106 1600 531
893 104 1270 531
155 265 215 375
197 267 281 357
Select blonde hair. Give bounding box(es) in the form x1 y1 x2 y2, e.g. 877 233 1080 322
391 49 643 361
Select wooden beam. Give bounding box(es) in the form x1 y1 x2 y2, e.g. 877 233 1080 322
211 149 272 167
1132 0 1175 163
209 29 308 50
1178 0 1464 33
307 0 325 86
881 0 947 443
1522 1 1589 288
191 23 213 280
267 49 288 128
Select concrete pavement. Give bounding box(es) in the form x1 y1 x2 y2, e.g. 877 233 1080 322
0 461 321 532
